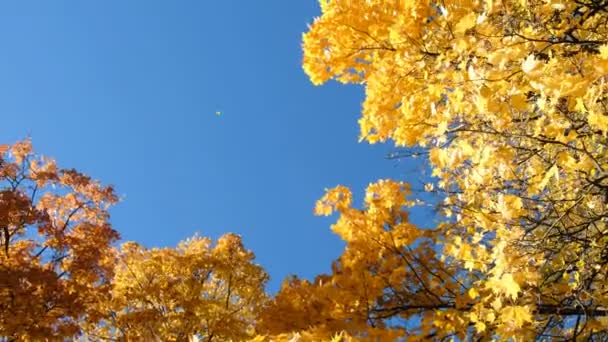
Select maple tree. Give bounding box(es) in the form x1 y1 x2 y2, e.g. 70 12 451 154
85 233 268 341
0 140 120 339
255 0 608 340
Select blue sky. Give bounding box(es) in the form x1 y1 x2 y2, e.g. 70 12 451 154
0 1 432 291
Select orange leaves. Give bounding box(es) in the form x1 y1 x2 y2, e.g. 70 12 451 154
256 276 339 336
0 139 119 339
10 139 32 165
59 168 118 205
29 157 58 187
0 190 39 236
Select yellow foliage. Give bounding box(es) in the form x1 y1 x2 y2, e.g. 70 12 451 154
85 234 268 341
298 0 608 339
7 0 608 340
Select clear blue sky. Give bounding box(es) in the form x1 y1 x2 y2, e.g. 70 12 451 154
0 1 432 291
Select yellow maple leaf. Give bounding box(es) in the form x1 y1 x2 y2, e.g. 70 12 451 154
487 273 520 300
454 13 477 34
468 287 479 299
500 305 532 328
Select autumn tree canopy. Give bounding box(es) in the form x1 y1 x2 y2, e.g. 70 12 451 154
0 141 119 339
254 0 608 340
4 0 608 341
85 234 268 341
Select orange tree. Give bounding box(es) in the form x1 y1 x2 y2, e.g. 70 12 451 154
257 0 608 340
0 140 119 339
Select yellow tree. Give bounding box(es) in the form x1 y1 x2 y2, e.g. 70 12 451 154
0 140 120 340
258 181 459 340
86 233 268 341
257 0 608 340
